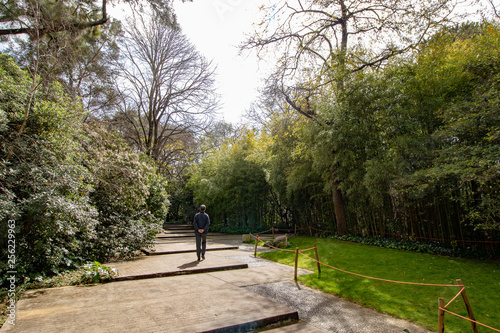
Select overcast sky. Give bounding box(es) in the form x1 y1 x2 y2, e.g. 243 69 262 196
171 0 494 124
171 0 496 124
173 1 273 124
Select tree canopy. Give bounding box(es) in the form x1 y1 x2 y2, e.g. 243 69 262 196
1 1 499 286
0 54 168 279
190 21 500 256
0 0 178 38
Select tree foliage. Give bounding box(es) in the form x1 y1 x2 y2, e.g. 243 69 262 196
0 0 177 38
393 22 500 232
243 0 473 236
188 128 272 231
0 55 168 281
6 19 123 118
193 21 500 255
243 0 465 110
318 21 500 246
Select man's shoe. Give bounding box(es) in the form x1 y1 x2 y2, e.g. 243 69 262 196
202 255 205 260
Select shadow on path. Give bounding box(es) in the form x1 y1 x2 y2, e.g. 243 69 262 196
177 260 200 269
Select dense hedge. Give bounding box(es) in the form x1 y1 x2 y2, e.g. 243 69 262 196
0 55 169 284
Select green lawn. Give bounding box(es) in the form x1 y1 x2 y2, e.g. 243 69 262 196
258 237 500 332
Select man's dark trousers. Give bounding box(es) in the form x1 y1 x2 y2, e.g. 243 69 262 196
195 232 207 259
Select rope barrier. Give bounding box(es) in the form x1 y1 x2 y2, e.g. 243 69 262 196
298 252 459 287
251 229 273 235
253 236 296 252
440 308 500 332
299 247 316 252
252 232 459 287
251 233 499 332
274 228 300 232
444 288 465 308
309 226 330 233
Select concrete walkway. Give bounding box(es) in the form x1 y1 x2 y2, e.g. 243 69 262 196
110 251 248 281
1 227 432 332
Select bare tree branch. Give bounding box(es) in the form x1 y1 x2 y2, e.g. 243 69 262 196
112 9 219 176
242 0 465 101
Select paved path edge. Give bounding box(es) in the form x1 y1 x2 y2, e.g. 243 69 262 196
141 246 239 256
200 311 300 333
111 263 249 282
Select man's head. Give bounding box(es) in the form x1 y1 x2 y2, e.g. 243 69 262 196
200 205 206 212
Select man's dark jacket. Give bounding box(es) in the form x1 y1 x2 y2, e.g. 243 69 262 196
194 212 210 234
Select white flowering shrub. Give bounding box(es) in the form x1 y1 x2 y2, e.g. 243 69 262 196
80 261 118 284
0 56 169 284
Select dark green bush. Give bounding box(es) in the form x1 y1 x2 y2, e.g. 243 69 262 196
331 234 493 259
0 55 168 285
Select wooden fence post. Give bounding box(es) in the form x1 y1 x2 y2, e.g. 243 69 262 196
254 236 259 257
309 226 312 236
456 279 478 333
294 224 297 236
314 243 321 278
272 226 275 239
438 298 445 333
294 247 299 281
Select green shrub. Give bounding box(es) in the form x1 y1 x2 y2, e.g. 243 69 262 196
80 261 118 284
331 235 493 259
0 55 168 284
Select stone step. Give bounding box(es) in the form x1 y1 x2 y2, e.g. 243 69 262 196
141 246 239 256
162 229 193 233
157 232 228 239
199 312 299 333
157 233 195 238
108 251 248 282
262 321 327 332
164 224 192 231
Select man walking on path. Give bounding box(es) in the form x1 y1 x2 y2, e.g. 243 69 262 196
194 205 210 261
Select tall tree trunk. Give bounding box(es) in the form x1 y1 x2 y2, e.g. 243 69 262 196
331 176 348 236
329 0 349 237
